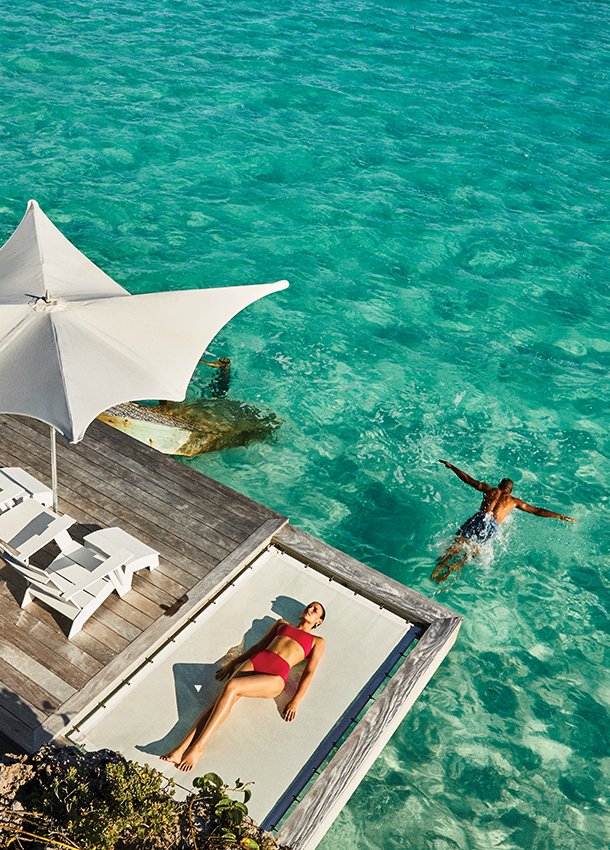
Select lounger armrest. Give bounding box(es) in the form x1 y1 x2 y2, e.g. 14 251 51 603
0 542 53 584
62 548 132 601
0 537 22 561
17 513 76 560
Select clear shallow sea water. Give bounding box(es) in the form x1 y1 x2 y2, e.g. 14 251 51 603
2 0 610 847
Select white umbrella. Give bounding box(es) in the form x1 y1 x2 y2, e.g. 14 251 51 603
0 200 288 510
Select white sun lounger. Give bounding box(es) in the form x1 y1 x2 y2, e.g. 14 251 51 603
0 499 75 563
83 527 159 575
0 467 53 508
0 477 26 513
2 544 133 638
54 536 140 598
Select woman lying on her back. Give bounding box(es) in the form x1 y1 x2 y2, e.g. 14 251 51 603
161 601 326 771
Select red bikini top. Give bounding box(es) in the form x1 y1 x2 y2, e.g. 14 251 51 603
277 623 314 658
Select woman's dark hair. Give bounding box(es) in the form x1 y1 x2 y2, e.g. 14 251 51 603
312 601 326 626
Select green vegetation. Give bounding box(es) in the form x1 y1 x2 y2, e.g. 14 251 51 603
190 773 258 849
29 759 176 850
0 747 284 850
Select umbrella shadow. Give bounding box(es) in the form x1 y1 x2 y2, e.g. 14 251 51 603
135 659 223 757
136 596 308 755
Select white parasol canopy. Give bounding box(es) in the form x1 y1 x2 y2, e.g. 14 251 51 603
0 200 288 507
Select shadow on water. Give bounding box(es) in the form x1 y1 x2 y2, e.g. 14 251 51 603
136 595 307 755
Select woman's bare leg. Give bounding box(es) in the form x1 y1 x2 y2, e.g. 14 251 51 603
176 668 285 771
160 701 216 765
161 661 285 771
160 660 248 766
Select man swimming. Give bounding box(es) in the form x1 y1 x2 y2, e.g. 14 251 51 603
431 460 576 585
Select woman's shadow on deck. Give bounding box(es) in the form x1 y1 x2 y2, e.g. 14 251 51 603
135 595 304 756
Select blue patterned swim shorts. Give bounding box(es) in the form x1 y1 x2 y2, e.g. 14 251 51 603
457 511 499 544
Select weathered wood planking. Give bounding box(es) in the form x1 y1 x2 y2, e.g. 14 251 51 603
0 413 286 751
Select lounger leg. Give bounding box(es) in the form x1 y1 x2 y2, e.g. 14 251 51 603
113 572 132 597
20 586 33 608
67 613 86 639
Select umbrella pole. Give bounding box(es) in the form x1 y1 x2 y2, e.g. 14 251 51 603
50 426 58 513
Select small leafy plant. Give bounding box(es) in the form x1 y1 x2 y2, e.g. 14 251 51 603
191 772 259 849
28 758 177 850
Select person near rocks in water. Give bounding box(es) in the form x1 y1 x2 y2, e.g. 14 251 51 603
431 460 576 585
161 602 325 772
158 358 231 408
200 356 231 397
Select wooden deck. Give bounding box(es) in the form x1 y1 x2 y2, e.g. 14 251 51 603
0 413 464 849
0 413 287 751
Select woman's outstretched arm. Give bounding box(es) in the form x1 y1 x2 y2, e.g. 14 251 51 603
283 636 325 722
215 619 285 680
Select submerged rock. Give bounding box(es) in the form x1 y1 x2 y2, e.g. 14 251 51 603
98 398 282 457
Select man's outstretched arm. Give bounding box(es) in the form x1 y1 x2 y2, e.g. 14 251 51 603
439 460 490 492
515 500 577 522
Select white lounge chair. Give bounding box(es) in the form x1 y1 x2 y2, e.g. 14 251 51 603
0 477 26 513
53 537 134 598
84 527 159 576
2 544 132 638
0 499 75 563
0 467 53 508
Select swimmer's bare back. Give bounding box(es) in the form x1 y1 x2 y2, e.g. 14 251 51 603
439 460 577 524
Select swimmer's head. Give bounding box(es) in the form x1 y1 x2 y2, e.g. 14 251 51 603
498 478 514 492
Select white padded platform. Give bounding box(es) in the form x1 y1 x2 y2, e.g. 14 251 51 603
70 547 412 823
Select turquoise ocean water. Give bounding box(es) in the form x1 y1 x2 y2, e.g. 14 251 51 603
2 0 610 846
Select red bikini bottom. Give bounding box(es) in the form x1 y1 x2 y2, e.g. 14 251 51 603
250 650 290 683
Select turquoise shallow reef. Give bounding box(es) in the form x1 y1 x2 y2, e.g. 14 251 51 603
2 0 610 847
